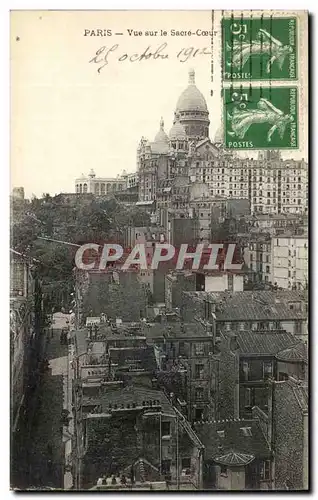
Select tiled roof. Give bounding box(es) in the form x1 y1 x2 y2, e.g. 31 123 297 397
183 291 307 321
276 342 308 362
293 383 308 411
274 379 308 412
194 419 271 461
143 321 212 341
236 331 300 356
83 384 173 414
109 346 157 371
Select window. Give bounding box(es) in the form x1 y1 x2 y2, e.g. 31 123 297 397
161 421 171 437
195 364 204 379
161 459 171 475
242 361 250 381
263 361 273 379
245 388 252 407
217 430 225 438
195 408 203 420
194 343 204 356
182 458 191 470
260 460 271 481
220 465 228 477
179 341 185 356
295 321 302 334
266 265 270 274
195 387 204 400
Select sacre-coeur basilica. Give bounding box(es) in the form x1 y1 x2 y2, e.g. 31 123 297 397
136 69 308 219
75 69 307 219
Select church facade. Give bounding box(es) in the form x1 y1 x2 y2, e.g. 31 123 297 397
137 69 222 208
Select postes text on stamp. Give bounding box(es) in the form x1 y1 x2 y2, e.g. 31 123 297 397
222 17 297 81
224 86 298 149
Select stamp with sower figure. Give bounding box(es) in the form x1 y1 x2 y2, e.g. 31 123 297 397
224 87 298 149
222 17 297 81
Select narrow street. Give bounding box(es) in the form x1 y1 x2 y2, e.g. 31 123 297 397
22 314 70 489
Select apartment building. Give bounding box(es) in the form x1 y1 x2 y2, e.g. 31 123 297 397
271 233 308 290
190 151 308 216
244 235 272 284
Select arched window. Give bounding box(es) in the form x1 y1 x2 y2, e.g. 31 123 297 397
107 183 111 192
112 184 117 191
76 184 79 193
79 184 83 193
100 183 106 195
83 183 88 193
94 183 100 195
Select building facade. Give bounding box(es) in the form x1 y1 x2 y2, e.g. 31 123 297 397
136 73 308 217
271 233 308 290
75 169 127 195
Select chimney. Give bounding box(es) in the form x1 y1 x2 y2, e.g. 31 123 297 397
229 334 239 351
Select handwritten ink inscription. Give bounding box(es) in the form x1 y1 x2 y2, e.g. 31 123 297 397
89 43 212 72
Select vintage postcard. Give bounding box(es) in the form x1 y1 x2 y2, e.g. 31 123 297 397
10 10 308 491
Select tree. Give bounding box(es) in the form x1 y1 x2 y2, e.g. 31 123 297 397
11 193 151 312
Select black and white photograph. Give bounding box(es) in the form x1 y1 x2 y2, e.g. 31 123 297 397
9 9 308 491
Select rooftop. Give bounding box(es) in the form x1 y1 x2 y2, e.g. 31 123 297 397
82 384 173 415
274 232 308 239
109 346 157 372
194 419 270 464
235 331 303 356
274 378 308 413
143 321 212 341
183 291 307 321
276 342 308 363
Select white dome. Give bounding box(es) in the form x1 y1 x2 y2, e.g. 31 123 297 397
153 117 169 144
176 69 208 113
169 115 187 140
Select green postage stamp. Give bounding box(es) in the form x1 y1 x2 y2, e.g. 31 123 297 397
224 87 298 149
222 17 297 81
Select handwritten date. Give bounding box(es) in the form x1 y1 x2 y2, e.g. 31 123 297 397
89 43 211 72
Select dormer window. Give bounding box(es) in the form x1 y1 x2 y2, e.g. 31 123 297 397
240 427 252 437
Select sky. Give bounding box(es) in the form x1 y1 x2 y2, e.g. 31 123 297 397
10 10 308 198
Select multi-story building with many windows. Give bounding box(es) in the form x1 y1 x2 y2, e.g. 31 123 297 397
136 71 308 217
244 235 272 284
271 232 308 291
75 169 127 195
192 150 308 216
